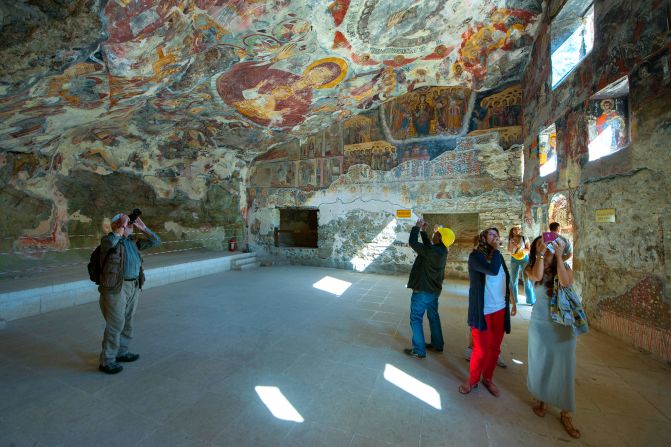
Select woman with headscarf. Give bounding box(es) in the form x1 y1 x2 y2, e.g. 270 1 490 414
459 228 516 396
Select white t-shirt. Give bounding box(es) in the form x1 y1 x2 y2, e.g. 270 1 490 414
484 263 507 315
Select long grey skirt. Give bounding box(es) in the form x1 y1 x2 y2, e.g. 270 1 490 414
527 284 577 411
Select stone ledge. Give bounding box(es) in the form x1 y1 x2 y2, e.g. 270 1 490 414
0 253 252 322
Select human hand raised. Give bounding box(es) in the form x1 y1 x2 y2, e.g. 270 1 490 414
553 238 566 259
133 216 147 232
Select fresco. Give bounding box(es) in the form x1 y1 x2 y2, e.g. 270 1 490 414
342 112 384 145
538 124 557 177
587 96 629 155
396 140 458 164
467 84 523 148
321 157 344 187
0 0 545 266
298 159 319 188
1 0 544 159
383 87 472 139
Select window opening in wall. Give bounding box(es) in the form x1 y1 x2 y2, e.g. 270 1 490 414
278 208 318 248
548 193 574 267
539 124 557 177
587 76 630 161
551 0 594 89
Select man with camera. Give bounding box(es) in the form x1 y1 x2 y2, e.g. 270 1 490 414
97 210 161 374
404 218 451 359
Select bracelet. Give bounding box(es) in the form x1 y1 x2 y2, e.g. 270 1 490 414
537 254 544 259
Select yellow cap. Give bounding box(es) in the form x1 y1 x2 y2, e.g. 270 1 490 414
437 227 455 247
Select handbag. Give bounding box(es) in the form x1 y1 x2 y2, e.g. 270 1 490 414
550 273 589 335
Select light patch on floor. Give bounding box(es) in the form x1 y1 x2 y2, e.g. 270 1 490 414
383 363 442 410
312 276 351 296
255 386 304 423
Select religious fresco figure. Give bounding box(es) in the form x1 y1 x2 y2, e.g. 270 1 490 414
216 58 347 129
435 93 450 131
447 98 463 131
589 98 628 151
412 94 434 137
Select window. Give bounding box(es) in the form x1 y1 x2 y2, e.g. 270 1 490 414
539 124 557 177
587 76 630 161
277 208 318 248
551 0 594 89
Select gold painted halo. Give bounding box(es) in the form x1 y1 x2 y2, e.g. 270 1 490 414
303 57 348 89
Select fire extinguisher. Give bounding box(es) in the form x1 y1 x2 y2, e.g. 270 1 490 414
229 237 237 252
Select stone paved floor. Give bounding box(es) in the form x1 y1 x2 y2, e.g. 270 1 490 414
1 265 670 447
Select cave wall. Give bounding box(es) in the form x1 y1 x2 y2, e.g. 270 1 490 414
248 85 525 278
521 0 671 360
0 125 248 278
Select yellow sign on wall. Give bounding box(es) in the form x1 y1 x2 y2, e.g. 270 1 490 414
396 209 412 219
595 208 616 223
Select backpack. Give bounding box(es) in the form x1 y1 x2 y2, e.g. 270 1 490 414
87 245 114 285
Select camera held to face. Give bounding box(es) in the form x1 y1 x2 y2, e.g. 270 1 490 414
128 208 142 224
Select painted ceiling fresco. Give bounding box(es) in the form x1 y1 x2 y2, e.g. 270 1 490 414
1 0 545 158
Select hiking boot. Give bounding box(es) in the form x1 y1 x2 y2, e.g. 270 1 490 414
98 362 123 375
403 348 426 359
116 353 140 363
426 343 443 353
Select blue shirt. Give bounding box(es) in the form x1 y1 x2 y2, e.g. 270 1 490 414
101 228 161 280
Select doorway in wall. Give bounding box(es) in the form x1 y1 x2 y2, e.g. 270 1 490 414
423 213 479 278
548 193 574 264
278 208 319 248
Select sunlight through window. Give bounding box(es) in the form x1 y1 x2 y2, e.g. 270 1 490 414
313 276 352 296
255 386 304 423
383 364 442 410
351 219 397 272
588 125 614 161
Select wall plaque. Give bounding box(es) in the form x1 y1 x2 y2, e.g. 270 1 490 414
396 209 412 219
595 208 616 223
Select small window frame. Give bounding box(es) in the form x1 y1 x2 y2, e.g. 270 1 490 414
550 0 595 89
538 123 558 178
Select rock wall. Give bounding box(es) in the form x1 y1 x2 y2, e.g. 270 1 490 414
521 0 671 360
248 93 524 277
0 125 248 279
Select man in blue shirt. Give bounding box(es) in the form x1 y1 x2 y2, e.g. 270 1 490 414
404 219 450 358
98 212 161 374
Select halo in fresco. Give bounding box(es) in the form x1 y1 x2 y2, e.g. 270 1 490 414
303 58 348 89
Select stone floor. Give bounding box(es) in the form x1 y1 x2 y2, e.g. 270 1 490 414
1 265 669 447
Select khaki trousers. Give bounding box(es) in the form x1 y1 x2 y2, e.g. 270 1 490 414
99 280 140 366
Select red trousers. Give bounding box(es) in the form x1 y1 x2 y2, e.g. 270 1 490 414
469 308 505 385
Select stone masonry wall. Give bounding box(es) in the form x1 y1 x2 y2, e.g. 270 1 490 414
521 0 671 360
248 132 523 278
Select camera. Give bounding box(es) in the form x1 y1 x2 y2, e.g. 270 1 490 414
128 208 142 224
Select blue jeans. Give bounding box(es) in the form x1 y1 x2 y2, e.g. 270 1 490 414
510 255 535 304
410 290 444 355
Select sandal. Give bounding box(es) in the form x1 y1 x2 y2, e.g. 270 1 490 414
481 379 500 397
458 382 478 394
560 411 581 439
532 400 546 417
